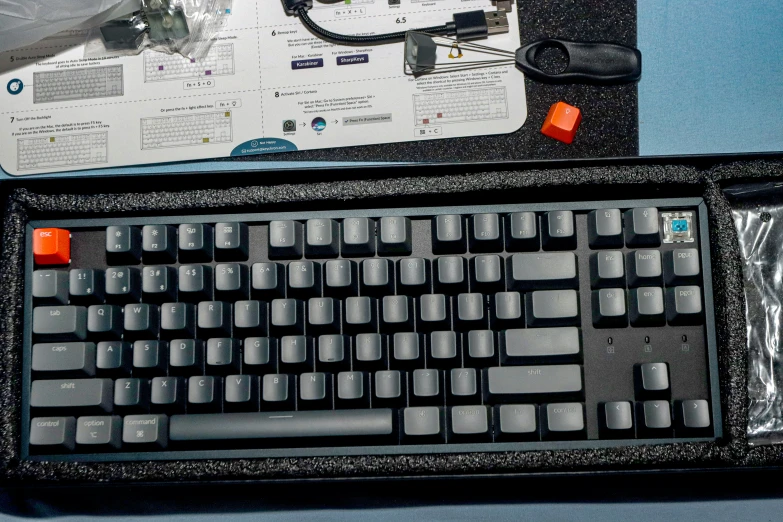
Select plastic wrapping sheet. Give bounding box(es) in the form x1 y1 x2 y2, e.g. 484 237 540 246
726 182 783 445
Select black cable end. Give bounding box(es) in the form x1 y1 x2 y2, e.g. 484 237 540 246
281 0 312 16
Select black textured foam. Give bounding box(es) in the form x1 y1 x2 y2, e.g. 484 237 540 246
4 160 783 484
215 1 638 165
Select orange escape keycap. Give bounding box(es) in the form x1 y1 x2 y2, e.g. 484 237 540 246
541 102 582 144
33 228 70 265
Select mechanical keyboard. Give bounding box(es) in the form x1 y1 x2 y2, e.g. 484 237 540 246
33 65 124 104
143 44 235 82
414 88 509 126
17 132 108 171
140 111 233 150
22 198 720 462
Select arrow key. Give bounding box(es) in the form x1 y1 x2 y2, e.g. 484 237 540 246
635 362 669 398
599 401 634 439
637 400 673 438
676 399 712 435
76 415 122 449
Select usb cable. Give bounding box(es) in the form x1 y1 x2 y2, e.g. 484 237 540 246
281 0 511 45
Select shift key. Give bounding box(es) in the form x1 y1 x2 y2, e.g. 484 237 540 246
31 379 113 414
484 365 582 402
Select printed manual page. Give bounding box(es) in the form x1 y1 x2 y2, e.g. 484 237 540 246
0 0 526 176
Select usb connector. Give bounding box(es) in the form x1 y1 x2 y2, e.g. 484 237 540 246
449 9 510 40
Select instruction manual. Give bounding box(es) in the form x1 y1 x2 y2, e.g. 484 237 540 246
0 0 526 176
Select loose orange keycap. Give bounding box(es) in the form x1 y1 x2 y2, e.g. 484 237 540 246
541 102 582 144
33 228 70 265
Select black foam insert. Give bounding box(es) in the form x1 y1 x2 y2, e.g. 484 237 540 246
2 159 783 483
218 1 638 165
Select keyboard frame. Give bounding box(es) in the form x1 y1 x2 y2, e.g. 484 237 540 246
20 197 722 462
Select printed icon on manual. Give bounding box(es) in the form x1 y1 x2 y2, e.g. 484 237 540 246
283 120 297 133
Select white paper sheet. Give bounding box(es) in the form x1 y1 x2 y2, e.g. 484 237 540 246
0 0 525 176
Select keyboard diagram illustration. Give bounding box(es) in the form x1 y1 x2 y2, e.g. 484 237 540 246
143 44 235 82
17 132 108 171
141 112 233 149
413 87 509 126
33 66 124 104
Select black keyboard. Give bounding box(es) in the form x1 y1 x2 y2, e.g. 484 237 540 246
22 198 721 461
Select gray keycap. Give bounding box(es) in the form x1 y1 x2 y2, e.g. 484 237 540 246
588 208 623 247
337 371 364 400
625 208 660 246
161 302 195 336
503 327 580 359
375 371 401 398
493 292 522 322
325 260 356 294
207 338 239 373
123 304 160 340
642 400 671 429
319 334 345 363
468 330 494 359
640 362 669 391
132 340 165 374
458 293 485 323
499 404 537 434
225 375 258 408
33 306 87 341
486 365 582 399
451 406 489 435
592 288 627 327
450 368 477 396
306 218 339 257
393 332 420 361
269 220 304 259
398 258 428 290
142 225 176 263
262 374 290 402
178 223 213 261
32 342 95 376
413 369 439 397
281 335 309 365
243 338 272 367
470 213 502 252
667 248 700 284
141 266 175 302
379 216 412 254
526 289 579 327
604 401 633 430
169 339 203 372
288 261 320 296
105 267 140 302
215 222 248 260
382 296 412 330
271 299 303 331
630 287 665 326
188 376 219 407
430 331 458 361
179 265 212 300
342 217 375 255
344 297 374 329
114 378 148 410
681 400 710 429
361 259 391 291
300 372 327 401
667 286 703 325
106 225 141 264
419 294 447 325
31 378 113 412
251 262 284 297
309 298 337 329
215 263 248 297
506 212 539 251
75 415 121 448
545 403 584 432
96 341 131 374
433 214 465 254
197 301 231 333
509 252 578 290
235 300 265 332
33 270 69 304
592 251 625 287
629 250 662 286
404 407 441 436
472 255 502 289
543 210 575 250
436 257 466 287
88 304 123 338
355 333 382 363
30 417 75 450
151 377 182 409
122 414 168 447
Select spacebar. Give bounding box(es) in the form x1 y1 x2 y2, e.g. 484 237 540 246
169 409 394 441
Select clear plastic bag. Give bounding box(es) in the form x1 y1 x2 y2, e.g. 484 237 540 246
84 0 229 60
726 182 783 445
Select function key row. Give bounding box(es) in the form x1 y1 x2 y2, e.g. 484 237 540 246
103 208 669 264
